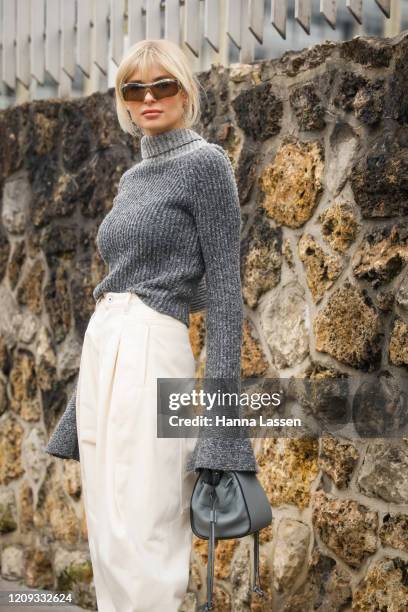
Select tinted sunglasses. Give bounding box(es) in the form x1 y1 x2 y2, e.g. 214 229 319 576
121 78 182 102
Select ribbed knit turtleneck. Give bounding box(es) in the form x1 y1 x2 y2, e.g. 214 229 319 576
45 127 258 475
140 126 206 161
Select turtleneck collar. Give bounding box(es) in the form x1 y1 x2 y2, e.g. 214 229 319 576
140 127 206 161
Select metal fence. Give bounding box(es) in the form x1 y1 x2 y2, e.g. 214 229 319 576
0 0 401 106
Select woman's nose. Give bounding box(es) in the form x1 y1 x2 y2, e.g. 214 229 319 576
144 90 157 102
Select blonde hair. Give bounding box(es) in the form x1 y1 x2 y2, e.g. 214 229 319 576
115 39 202 137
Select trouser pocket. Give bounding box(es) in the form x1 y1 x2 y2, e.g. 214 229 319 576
180 437 198 513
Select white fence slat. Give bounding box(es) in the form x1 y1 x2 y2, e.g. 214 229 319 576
204 0 220 52
128 0 144 46
58 61 72 97
61 0 76 79
184 0 200 57
31 0 45 83
226 0 241 48
295 0 311 35
77 0 92 77
240 0 254 63
2 0 16 89
346 0 363 24
375 0 391 18
16 0 30 87
45 0 60 82
248 0 264 44
321 0 336 29
110 0 124 66
164 0 180 44
146 0 161 39
271 0 287 39
94 0 109 75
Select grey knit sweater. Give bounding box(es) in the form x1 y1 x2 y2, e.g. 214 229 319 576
45 127 258 474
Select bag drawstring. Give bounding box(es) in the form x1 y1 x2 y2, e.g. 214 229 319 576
203 486 265 610
203 485 217 611
252 530 265 596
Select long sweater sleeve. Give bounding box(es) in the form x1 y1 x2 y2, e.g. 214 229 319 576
45 378 80 461
185 144 258 473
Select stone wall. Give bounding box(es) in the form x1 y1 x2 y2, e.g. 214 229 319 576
1 31 408 611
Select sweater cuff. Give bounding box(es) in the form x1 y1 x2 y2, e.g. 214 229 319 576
184 376 258 473
45 381 80 462
185 436 258 473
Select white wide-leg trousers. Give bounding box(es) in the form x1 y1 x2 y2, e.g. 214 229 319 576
76 291 198 612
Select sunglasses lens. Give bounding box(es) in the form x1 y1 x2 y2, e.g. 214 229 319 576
122 85 145 102
122 80 179 102
151 80 179 99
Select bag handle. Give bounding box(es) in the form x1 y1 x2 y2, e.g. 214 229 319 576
252 530 265 596
202 484 265 611
203 485 217 611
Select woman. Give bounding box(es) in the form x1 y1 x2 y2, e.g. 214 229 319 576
46 38 258 611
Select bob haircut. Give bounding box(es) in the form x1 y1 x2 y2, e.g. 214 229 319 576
115 39 202 137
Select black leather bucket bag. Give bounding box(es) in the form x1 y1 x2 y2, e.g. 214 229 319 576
190 470 272 611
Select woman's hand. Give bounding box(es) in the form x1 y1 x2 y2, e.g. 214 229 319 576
198 468 223 486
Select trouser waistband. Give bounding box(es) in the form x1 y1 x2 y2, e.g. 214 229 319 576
94 291 187 328
95 291 145 314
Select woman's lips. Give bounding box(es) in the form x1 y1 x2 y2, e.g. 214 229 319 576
142 110 162 117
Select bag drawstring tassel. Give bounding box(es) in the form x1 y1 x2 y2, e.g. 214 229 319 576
252 530 265 597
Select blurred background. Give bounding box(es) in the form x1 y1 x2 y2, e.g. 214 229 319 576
0 0 407 108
